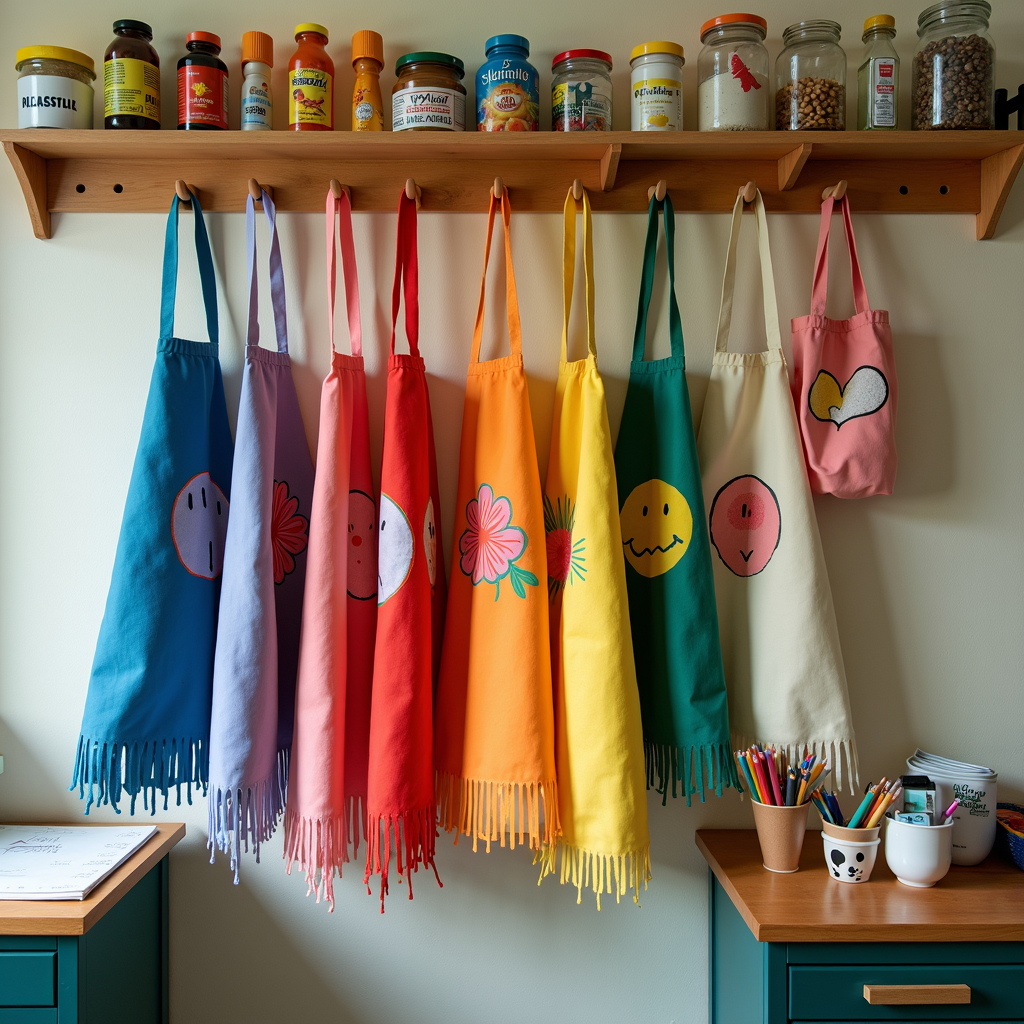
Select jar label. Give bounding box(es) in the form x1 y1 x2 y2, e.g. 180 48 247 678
631 77 682 131
552 81 611 131
104 57 160 122
241 75 273 129
18 75 93 129
477 60 539 131
869 58 896 128
393 87 466 131
178 66 228 129
289 67 333 127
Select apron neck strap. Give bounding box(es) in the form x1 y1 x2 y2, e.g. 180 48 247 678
714 190 782 356
470 191 522 364
390 192 419 357
561 187 596 361
326 189 362 357
811 195 870 318
160 192 218 346
633 193 684 362
245 189 289 353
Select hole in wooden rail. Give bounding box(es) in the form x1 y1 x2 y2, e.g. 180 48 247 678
899 185 909 195
939 184 949 195
113 184 123 194
75 184 85 194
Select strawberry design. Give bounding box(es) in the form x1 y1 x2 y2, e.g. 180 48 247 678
730 53 761 93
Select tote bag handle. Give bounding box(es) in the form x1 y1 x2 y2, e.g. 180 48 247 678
326 188 363 358
389 191 420 358
160 191 218 347
561 186 596 361
470 190 522 363
632 193 684 362
715 190 783 356
245 189 289 354
810 195 870 318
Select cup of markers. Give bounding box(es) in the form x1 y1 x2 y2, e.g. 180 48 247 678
736 746 827 873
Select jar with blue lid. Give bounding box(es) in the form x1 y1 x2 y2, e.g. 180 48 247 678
476 34 539 131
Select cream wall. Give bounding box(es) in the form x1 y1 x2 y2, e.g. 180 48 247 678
1 1 1022 1022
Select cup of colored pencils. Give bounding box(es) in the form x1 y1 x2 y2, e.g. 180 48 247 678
736 746 825 873
812 777 904 842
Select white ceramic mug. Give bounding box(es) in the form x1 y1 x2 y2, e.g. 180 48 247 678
906 759 997 865
884 815 953 887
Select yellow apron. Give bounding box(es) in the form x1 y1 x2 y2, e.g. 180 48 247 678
540 187 650 906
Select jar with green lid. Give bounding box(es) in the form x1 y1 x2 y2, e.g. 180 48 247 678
16 46 95 129
392 52 466 131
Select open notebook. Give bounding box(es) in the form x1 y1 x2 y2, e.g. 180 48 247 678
0 825 158 900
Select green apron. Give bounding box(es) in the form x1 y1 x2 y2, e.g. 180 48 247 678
614 195 738 803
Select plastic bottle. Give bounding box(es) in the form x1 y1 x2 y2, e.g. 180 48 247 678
104 20 160 130
476 35 539 132
289 23 333 130
240 31 273 131
858 15 899 130
177 32 228 130
352 30 384 131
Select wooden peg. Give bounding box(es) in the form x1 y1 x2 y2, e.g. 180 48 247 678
329 179 351 201
572 178 584 201
492 176 505 200
739 180 757 204
248 178 273 202
822 179 848 201
174 180 193 203
647 179 668 202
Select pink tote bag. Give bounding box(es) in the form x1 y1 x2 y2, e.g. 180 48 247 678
791 196 897 498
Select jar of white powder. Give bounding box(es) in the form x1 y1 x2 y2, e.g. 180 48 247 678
698 13 770 131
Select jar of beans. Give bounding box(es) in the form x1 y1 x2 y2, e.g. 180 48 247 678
912 0 993 130
775 20 846 131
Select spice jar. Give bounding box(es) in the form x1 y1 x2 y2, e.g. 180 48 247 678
289 23 333 130
775 20 846 130
551 50 613 131
392 52 466 131
477 35 539 132
630 41 684 132
104 20 160 130
16 46 95 129
912 0 993 130
352 30 384 131
859 16 899 130
177 32 228 130
698 14 769 131
241 31 274 131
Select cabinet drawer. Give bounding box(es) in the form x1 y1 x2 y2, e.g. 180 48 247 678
0 1011 57 1023
789 964 1024 1020
0 953 56 1008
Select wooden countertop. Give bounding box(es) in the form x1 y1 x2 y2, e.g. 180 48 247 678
696 829 1024 944
0 822 185 936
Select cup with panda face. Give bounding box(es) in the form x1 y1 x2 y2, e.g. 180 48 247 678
822 832 881 883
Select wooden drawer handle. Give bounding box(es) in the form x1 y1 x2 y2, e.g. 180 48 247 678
863 984 971 1006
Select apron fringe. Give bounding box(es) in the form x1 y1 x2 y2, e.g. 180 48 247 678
363 804 440 913
644 740 740 806
535 841 651 909
207 748 289 884
70 733 208 816
730 733 860 794
435 770 559 853
282 806 353 910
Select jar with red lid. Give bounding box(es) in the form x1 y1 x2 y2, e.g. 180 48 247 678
178 31 229 130
551 49 613 131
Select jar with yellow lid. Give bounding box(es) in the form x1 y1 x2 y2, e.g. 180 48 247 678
16 45 95 129
858 15 899 129
392 52 466 131
630 42 684 131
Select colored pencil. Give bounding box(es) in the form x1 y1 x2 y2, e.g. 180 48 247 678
785 768 798 806
847 785 877 828
736 752 761 802
763 750 784 806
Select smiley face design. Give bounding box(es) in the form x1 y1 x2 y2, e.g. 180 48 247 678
171 472 229 579
423 496 437 588
708 475 781 577
377 493 414 606
347 489 377 601
619 479 693 578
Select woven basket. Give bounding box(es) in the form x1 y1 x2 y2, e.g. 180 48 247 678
996 803 1024 871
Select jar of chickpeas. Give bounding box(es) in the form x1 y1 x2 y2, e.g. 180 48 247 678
775 20 846 130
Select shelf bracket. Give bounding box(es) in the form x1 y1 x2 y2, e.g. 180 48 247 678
3 143 49 239
600 143 622 192
976 143 1024 239
778 143 813 192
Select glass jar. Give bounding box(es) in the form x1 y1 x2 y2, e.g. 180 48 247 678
551 50 612 131
104 20 160 130
177 32 228 130
859 16 899 130
698 15 769 131
630 41 684 132
775 20 846 130
392 52 466 131
912 1 993 129
15 46 95 129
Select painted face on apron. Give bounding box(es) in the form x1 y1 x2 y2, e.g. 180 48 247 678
708 474 781 577
348 489 378 600
619 479 693 578
377 493 414 604
172 471 229 579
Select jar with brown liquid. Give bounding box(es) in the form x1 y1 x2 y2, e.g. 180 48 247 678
104 20 161 129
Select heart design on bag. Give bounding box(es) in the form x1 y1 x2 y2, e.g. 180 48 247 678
809 366 889 428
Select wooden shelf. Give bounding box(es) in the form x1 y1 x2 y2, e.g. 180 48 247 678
2 129 1021 240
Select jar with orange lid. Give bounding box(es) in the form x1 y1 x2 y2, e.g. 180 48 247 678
698 13 770 130
289 23 333 130
352 30 384 131
241 31 273 131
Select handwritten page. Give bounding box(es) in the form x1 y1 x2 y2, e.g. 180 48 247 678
0 825 158 900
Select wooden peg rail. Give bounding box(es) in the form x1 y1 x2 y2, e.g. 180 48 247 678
1 129 1021 241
